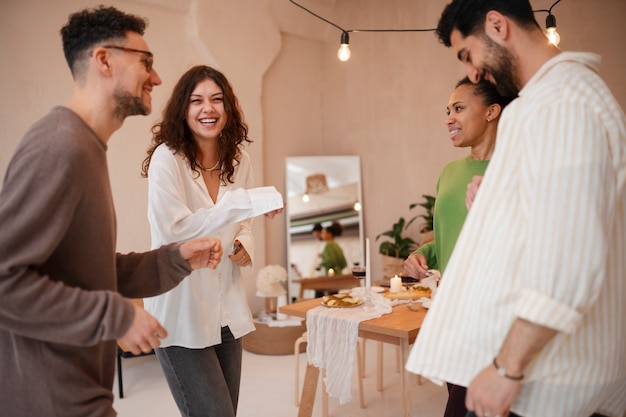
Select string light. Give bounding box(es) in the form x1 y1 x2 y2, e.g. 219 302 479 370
289 0 435 62
337 31 351 61
536 0 563 46
289 0 565 59
545 14 560 46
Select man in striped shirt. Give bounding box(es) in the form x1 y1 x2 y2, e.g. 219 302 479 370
405 1 626 417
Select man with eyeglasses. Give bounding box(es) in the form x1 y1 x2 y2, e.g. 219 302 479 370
0 6 224 416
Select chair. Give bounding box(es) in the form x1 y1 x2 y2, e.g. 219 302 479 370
294 331 308 406
116 299 155 398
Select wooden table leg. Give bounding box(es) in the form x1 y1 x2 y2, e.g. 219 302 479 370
377 341 383 391
399 339 412 417
321 368 329 417
298 363 320 417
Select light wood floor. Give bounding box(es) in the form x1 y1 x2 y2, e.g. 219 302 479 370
113 340 448 417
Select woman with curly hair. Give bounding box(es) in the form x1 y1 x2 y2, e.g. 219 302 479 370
141 65 283 417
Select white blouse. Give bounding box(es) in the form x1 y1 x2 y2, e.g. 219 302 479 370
144 144 283 348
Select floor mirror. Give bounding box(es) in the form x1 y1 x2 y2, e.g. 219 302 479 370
285 156 364 301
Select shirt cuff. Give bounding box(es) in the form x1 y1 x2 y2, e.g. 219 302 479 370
515 288 583 334
248 186 284 214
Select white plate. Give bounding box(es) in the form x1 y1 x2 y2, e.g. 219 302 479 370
421 300 432 309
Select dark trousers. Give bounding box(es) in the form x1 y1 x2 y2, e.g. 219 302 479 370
466 412 609 417
445 383 468 417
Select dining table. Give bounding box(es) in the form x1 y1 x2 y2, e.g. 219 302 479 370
279 296 427 417
291 274 362 300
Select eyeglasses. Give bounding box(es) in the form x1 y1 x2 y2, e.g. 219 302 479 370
102 45 154 73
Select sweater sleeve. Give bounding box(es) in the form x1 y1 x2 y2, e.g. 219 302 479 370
115 243 192 299
414 241 438 270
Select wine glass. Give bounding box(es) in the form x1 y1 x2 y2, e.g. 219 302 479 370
351 264 367 297
401 275 421 311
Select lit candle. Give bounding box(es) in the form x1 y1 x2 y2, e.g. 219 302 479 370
390 274 403 293
365 238 371 289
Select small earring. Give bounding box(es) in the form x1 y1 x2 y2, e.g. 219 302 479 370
487 117 492 122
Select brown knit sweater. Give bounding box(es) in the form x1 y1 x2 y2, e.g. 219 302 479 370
0 107 192 416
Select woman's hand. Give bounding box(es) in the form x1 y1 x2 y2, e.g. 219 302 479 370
404 253 430 279
466 175 483 210
228 240 252 267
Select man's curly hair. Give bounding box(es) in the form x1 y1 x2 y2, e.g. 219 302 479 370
60 6 147 78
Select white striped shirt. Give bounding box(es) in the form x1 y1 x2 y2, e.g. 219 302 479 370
406 52 626 417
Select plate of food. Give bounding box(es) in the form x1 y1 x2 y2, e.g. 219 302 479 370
322 293 363 308
384 285 432 300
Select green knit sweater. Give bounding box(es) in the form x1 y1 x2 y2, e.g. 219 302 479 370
320 241 347 274
415 155 489 273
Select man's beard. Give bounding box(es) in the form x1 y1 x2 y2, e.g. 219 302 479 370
113 88 149 120
481 34 520 97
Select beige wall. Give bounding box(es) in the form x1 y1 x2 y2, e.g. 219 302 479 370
1 0 625 309
263 0 626 289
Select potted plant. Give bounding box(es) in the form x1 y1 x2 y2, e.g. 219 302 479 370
375 195 435 278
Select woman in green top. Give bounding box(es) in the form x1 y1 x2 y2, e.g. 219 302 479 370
403 77 514 417
405 77 514 278
319 222 347 275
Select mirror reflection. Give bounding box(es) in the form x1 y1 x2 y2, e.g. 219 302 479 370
285 156 364 301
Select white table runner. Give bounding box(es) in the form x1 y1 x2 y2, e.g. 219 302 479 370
306 293 392 404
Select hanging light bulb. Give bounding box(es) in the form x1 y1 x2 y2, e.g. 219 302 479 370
337 31 351 61
545 14 560 46
354 201 361 211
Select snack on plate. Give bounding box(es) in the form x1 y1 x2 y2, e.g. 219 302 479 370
384 285 432 300
322 293 363 307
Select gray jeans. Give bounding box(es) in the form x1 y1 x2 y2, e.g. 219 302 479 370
156 327 242 417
